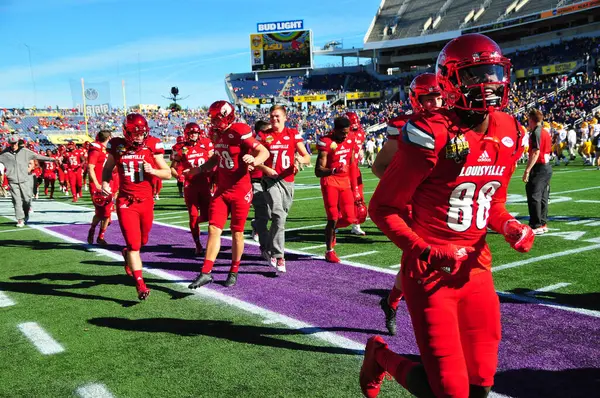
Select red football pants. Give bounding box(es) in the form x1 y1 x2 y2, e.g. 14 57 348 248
209 187 252 233
402 270 501 398
184 184 211 239
67 169 83 198
116 197 154 251
152 178 162 195
321 184 356 223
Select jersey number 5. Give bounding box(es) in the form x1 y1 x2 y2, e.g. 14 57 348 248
447 181 501 232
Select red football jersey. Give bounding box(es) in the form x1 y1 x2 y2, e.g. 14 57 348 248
63 149 85 171
257 127 303 182
88 142 109 184
176 138 214 186
350 128 366 163
386 114 415 140
107 136 165 199
317 133 356 177
42 159 57 173
213 123 259 192
371 109 524 276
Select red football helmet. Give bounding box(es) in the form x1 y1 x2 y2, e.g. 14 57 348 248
208 101 235 133
409 73 441 113
355 199 367 224
123 113 149 147
176 135 184 144
66 140 76 151
436 33 511 112
345 112 361 131
92 190 112 207
184 122 203 142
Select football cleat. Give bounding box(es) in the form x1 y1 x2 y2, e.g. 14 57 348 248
87 228 95 245
351 224 366 236
188 273 214 289
325 250 341 263
276 258 286 273
359 336 388 398
136 284 150 301
122 248 133 277
96 236 107 246
379 297 397 336
224 272 238 287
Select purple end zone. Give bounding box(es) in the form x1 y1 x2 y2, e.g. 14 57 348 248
49 221 600 397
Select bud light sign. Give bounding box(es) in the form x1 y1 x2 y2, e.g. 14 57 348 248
257 20 304 33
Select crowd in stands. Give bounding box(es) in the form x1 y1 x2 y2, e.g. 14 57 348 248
508 36 600 70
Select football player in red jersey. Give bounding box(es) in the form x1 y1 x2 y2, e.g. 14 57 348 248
345 111 368 236
87 130 114 246
373 73 443 179
361 34 535 398
376 73 444 336
254 105 310 273
101 113 171 300
81 141 90 192
170 135 186 198
42 149 58 199
315 116 360 263
62 140 86 202
188 101 269 288
171 122 214 255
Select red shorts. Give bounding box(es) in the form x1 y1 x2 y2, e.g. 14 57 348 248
43 172 56 181
402 269 500 398
67 169 83 189
209 186 252 232
184 184 211 223
116 196 154 251
90 185 113 218
321 180 356 223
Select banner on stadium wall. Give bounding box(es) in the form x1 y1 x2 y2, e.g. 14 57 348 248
542 61 578 75
515 62 577 78
70 80 111 114
540 0 600 19
257 20 304 33
47 134 94 145
345 92 382 100
242 98 275 105
291 94 327 103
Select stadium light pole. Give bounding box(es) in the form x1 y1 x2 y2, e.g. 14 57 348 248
24 44 37 108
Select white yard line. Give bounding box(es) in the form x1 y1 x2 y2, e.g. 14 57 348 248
0 291 16 307
17 322 65 355
525 282 572 297
339 250 379 259
497 291 600 318
566 219 599 225
155 210 187 216
154 215 187 221
75 384 115 398
286 223 328 232
295 191 374 202
492 244 600 272
551 186 600 195
298 244 327 250
0 228 30 234
575 200 600 204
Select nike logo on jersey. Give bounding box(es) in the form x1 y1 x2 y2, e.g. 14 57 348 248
477 151 492 163
459 165 506 177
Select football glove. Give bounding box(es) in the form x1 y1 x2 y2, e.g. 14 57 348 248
503 219 535 253
332 165 349 175
422 244 475 275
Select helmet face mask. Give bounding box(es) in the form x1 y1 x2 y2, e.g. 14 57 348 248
437 34 511 113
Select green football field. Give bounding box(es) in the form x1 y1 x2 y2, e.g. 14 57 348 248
1 157 599 398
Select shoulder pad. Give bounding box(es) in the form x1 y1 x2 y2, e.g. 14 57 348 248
402 119 435 150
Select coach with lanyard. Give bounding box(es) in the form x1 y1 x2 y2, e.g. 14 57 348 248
0 135 58 227
255 105 310 273
523 108 553 235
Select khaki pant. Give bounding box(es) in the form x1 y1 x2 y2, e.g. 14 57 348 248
9 180 33 221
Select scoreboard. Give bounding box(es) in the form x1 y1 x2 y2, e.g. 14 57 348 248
250 30 313 72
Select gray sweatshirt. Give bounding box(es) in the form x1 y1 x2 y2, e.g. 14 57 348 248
0 147 56 184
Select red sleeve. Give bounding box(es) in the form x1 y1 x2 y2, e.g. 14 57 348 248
293 128 303 145
238 125 259 150
368 121 438 256
317 136 330 153
149 138 165 155
386 116 407 140
88 149 100 166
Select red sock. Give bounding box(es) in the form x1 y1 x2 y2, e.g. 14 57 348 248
388 285 404 310
230 261 240 273
133 270 144 284
201 259 214 274
98 227 107 239
375 347 417 390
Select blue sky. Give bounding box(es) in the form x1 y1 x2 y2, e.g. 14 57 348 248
0 0 377 109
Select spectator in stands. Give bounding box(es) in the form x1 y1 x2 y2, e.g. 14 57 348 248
0 135 58 227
